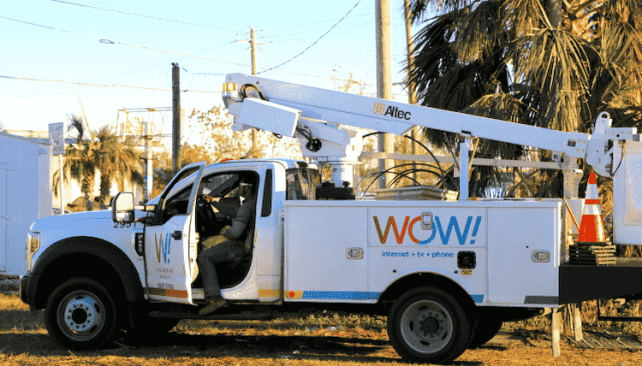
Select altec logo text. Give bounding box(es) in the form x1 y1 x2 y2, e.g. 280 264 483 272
373 215 482 245
373 103 411 120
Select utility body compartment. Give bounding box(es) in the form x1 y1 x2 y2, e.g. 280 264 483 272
282 199 562 307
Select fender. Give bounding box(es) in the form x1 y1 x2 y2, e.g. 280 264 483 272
378 269 480 310
31 236 144 304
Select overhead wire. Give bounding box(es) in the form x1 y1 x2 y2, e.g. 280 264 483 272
0 15 368 84
258 0 362 74
52 0 375 53
265 12 372 35
50 0 240 34
0 39 239 99
0 75 219 93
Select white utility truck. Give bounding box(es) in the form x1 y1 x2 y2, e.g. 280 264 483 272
20 73 642 364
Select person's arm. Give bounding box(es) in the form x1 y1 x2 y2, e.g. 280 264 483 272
223 198 255 240
204 195 240 217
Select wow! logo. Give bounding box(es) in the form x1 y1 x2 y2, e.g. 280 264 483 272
155 233 171 263
373 215 482 245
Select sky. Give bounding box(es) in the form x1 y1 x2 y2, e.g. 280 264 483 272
1 0 419 137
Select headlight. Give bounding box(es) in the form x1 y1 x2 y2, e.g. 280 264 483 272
26 232 40 272
27 232 40 253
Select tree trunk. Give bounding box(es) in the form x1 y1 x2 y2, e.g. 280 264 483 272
547 0 563 28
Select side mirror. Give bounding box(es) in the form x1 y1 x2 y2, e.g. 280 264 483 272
112 192 135 224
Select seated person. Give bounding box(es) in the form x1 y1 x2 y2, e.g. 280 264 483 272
197 182 256 316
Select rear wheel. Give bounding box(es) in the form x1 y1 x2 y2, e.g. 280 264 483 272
45 278 119 350
387 287 472 364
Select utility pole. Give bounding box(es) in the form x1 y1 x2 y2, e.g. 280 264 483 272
143 121 153 202
404 0 418 183
251 28 257 76
376 0 394 189
172 63 181 176
238 28 265 150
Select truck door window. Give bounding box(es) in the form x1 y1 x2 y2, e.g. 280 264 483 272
163 184 193 220
286 167 320 200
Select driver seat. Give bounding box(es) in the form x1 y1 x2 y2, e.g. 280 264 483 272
228 215 255 270
191 215 255 285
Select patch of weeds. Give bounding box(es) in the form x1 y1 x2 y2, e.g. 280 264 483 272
0 278 19 294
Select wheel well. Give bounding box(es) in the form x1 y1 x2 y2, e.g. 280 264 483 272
35 253 125 309
378 272 477 316
32 237 144 310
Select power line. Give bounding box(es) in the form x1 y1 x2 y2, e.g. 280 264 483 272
51 0 240 34
263 34 375 53
52 0 373 53
0 39 239 99
269 12 372 33
0 15 102 40
0 15 251 67
0 15 373 84
0 75 219 93
259 0 363 74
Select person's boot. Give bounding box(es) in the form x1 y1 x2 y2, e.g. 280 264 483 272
199 295 228 316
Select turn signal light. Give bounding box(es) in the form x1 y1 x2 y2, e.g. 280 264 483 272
223 82 237 92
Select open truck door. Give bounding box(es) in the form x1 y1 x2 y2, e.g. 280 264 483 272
141 162 206 305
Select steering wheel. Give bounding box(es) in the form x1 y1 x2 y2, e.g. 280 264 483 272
196 195 217 229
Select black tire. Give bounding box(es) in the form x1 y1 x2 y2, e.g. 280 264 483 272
468 318 503 349
45 278 119 350
387 287 472 364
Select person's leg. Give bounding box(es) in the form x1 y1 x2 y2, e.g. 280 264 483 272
197 240 242 315
196 249 221 299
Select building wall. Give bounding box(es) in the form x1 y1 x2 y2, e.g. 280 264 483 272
7 129 143 208
0 133 51 275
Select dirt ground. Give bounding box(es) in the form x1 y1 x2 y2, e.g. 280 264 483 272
2 325 642 366
2 288 642 365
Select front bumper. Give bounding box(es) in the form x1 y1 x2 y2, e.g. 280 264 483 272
19 274 39 309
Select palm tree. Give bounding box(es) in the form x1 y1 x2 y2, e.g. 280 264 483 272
94 126 143 208
52 115 100 211
53 115 142 211
406 0 642 335
407 0 642 197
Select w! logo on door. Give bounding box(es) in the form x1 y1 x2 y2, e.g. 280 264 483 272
155 233 171 263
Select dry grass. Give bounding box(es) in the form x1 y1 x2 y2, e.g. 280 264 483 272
504 299 642 342
0 292 403 365
2 290 642 365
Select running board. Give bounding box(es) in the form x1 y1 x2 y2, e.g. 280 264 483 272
148 309 275 321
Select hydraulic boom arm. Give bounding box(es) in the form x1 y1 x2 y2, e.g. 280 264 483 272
222 73 639 183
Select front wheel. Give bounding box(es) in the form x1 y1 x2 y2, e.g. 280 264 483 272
387 287 472 364
45 278 119 350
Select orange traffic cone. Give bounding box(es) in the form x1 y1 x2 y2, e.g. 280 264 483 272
578 172 607 243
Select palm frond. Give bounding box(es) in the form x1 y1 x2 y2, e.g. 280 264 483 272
463 92 528 159
453 0 503 64
502 0 550 39
511 28 592 131
408 0 476 23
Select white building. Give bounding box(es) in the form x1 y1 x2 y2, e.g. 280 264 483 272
0 129 143 276
5 129 143 211
0 132 52 276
